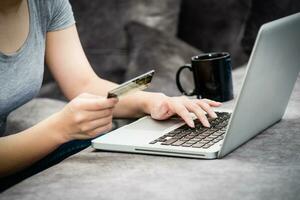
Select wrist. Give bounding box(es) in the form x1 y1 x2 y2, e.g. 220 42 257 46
137 92 153 115
44 112 73 144
138 92 166 115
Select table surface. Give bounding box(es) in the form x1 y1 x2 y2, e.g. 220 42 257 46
2 67 300 200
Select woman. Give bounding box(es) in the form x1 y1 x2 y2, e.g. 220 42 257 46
0 0 221 187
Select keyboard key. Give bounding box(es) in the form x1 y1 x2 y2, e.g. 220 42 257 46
192 142 205 148
171 129 182 134
206 129 217 134
189 138 201 143
161 138 178 145
189 131 198 135
212 139 219 143
173 135 184 139
158 138 167 142
214 131 225 136
201 133 210 137
202 138 213 142
195 130 207 135
202 144 212 149
180 137 190 141
210 133 220 137
194 135 206 140
185 141 198 146
150 112 231 148
149 140 158 144
213 138 222 143
165 134 175 138
215 125 224 129
184 135 196 139
182 143 193 147
207 141 215 146
207 135 217 140
178 132 189 137
157 136 167 142
171 140 186 146
217 136 224 140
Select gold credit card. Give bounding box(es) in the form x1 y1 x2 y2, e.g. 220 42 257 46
107 70 155 98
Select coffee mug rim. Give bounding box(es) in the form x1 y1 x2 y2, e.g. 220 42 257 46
192 52 230 61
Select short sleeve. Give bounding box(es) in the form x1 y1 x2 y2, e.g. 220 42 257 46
47 0 75 32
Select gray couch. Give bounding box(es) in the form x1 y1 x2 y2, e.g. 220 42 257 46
2 67 300 200
40 0 300 100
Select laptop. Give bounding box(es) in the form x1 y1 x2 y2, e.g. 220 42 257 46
92 13 300 159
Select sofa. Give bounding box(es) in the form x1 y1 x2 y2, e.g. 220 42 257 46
3 67 300 200
2 0 300 198
39 0 300 99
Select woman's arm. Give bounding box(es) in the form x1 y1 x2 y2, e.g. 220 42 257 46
45 25 146 117
0 113 66 176
46 25 221 127
0 94 117 177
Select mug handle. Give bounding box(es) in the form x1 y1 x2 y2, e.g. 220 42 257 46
176 64 195 96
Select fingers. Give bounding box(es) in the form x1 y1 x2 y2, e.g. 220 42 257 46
79 115 113 133
86 123 113 138
79 109 113 122
201 99 222 107
73 95 118 111
170 100 195 128
169 97 222 128
184 101 210 127
193 99 217 118
62 93 118 140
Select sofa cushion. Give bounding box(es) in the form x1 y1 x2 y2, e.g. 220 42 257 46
241 0 300 55
3 68 300 200
125 22 201 96
58 0 182 84
4 98 66 136
177 0 251 68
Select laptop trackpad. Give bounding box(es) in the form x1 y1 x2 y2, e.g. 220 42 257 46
126 117 183 132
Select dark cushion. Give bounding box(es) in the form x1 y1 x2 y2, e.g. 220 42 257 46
68 0 181 83
4 99 66 136
177 0 251 68
125 22 201 96
241 0 300 55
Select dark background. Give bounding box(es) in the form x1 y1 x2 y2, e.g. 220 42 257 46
41 0 300 98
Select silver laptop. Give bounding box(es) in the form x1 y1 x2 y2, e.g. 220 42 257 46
92 13 300 159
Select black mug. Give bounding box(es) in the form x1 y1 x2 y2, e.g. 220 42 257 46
176 52 234 102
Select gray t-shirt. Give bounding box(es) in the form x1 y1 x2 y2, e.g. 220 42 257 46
0 0 75 135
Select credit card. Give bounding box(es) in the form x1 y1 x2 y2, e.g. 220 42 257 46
107 70 155 98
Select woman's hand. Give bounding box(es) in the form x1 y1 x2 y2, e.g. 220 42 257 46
56 93 118 141
144 93 222 128
0 93 118 177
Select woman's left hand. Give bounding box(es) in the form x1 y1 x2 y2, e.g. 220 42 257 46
144 93 222 128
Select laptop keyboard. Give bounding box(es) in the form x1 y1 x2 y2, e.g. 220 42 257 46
149 112 231 149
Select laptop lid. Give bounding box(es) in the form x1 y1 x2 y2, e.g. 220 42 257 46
218 13 300 158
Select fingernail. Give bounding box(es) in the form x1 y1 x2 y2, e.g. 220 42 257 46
189 120 195 128
204 121 210 128
212 112 218 118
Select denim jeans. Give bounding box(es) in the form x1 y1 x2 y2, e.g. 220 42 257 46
0 139 91 192
0 115 7 136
